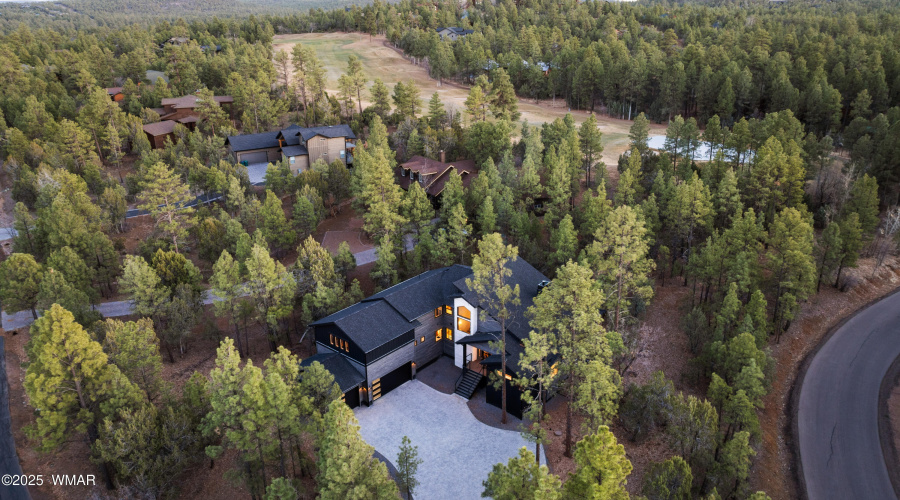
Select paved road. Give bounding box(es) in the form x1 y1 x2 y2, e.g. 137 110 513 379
797 291 900 500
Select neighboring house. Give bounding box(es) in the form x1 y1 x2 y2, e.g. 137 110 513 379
397 154 477 200
105 87 124 102
225 124 356 174
143 120 178 149
436 27 474 41
141 93 233 149
308 259 550 418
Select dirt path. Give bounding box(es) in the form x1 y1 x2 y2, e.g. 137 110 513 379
272 32 665 169
752 256 900 499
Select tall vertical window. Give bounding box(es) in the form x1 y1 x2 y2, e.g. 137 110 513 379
435 329 443 341
457 305 471 333
434 307 443 318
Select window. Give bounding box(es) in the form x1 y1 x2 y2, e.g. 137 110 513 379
445 305 452 314
457 318 471 333
414 339 418 346
289 157 295 164
420 336 425 343
434 307 443 318
435 329 443 341
457 306 471 319
445 328 453 341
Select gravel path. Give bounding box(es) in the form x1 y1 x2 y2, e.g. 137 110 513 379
354 380 544 500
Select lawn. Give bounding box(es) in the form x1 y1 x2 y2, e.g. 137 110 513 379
272 33 664 168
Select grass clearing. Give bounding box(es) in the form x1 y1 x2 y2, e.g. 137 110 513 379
273 33 664 167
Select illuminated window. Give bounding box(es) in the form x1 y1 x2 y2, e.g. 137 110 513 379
495 370 513 380
445 305 452 314
457 318 471 333
414 339 418 346
420 336 425 343
435 329 443 341
457 305 471 320
445 328 453 341
330 334 334 345
434 307 443 318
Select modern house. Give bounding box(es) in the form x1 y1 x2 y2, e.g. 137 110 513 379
308 259 549 418
436 27 474 41
226 124 356 174
142 93 233 149
396 155 477 200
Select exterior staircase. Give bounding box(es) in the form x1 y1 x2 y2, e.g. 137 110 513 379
454 369 484 399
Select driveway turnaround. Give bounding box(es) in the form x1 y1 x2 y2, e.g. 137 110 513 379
354 380 544 500
797 291 900 500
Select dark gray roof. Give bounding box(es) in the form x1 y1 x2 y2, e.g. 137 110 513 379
437 27 474 36
226 131 280 152
453 257 548 342
278 125 303 146
281 145 308 157
296 124 356 141
311 300 418 353
364 265 472 322
300 352 364 393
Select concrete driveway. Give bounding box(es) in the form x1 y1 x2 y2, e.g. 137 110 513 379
354 380 544 500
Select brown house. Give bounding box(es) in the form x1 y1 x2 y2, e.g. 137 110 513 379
141 93 233 149
105 87 124 102
143 120 178 149
397 155 477 198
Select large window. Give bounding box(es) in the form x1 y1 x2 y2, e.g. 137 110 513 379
457 305 471 333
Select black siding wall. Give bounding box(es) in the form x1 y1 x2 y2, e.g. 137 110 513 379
413 310 450 366
314 324 366 365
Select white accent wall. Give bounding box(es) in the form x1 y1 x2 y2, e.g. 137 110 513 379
453 297 478 368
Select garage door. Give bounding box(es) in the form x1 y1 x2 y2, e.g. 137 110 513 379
372 362 412 401
343 387 360 409
240 151 268 164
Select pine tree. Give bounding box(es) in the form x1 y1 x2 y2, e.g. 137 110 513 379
446 202 471 264
666 393 718 470
260 190 296 254
815 221 842 292
244 245 297 350
370 234 398 290
477 195 497 236
835 212 863 287
615 149 643 206
465 84 488 123
317 400 399 499
466 234 520 425
529 261 614 457
396 436 422 499
210 250 249 357
139 162 196 253
369 78 392 119
550 214 578 270
843 174 880 235
642 456 693 500
25 304 143 452
564 426 632 500
0 252 43 319
426 92 447 130
584 205 655 330
346 54 367 116
766 208 816 341
489 68 520 121
35 267 93 324
579 114 604 187
101 318 165 401
629 113 651 157
482 448 561 500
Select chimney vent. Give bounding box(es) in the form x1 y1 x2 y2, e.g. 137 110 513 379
440 150 446 163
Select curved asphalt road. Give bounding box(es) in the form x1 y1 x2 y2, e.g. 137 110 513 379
798 291 900 500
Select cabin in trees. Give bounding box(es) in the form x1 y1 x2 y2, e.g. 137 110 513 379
308 259 549 418
436 27 474 41
396 154 477 202
226 124 356 173
142 93 233 149
105 87 124 102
